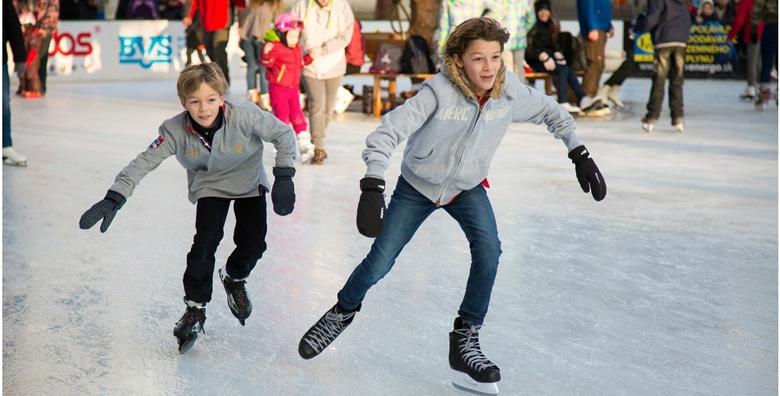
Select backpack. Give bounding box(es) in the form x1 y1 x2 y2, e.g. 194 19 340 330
400 35 435 74
369 43 403 74
127 0 159 19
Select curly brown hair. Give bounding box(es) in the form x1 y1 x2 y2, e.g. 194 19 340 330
444 17 510 59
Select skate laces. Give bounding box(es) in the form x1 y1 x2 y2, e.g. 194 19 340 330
454 325 495 372
225 278 248 306
304 310 356 352
182 307 206 333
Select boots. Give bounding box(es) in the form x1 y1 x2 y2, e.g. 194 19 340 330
246 89 259 105
297 132 315 164
259 93 272 112
312 148 328 165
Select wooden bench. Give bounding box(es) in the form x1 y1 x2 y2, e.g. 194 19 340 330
351 72 436 117
351 70 585 118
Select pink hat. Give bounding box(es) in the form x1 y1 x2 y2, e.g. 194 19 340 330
275 13 304 32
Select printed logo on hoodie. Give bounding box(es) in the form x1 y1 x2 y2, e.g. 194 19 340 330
435 105 472 122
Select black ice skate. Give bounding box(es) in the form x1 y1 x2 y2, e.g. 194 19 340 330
449 317 501 395
173 301 206 354
298 303 359 359
219 268 252 326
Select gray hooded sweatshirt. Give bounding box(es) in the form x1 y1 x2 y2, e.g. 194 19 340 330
110 100 297 204
363 59 583 205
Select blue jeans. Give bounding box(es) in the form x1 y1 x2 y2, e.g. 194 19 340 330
337 177 502 325
555 64 586 104
3 63 11 148
240 38 268 94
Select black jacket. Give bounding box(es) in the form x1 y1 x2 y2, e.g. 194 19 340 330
525 21 561 68
635 0 691 46
3 0 27 64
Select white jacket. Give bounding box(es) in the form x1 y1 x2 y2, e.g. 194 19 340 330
291 0 354 80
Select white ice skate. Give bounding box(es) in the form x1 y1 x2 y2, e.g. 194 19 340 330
641 119 655 133
3 147 27 166
452 371 499 395
297 132 316 164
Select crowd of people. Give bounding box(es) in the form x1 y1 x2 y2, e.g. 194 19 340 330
3 0 778 166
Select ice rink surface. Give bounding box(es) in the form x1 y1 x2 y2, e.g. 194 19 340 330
3 76 777 395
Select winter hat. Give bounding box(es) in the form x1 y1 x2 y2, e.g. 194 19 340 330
534 0 551 13
699 0 714 10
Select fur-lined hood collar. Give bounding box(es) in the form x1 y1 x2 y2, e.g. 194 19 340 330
442 57 507 101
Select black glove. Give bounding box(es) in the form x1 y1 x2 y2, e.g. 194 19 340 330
568 145 606 201
356 177 386 238
79 190 127 233
271 167 296 216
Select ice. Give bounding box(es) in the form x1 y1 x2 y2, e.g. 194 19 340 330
3 77 777 395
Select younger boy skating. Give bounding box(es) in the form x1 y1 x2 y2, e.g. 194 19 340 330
79 63 298 353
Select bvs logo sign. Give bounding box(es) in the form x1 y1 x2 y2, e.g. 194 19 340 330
118 35 172 68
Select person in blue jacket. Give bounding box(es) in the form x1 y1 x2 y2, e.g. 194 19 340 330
297 17 607 395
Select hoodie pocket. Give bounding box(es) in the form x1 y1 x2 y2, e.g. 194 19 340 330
412 148 434 160
405 148 449 184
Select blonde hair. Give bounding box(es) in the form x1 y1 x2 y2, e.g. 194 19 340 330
176 63 229 102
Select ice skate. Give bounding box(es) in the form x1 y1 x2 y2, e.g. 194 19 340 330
298 303 359 359
578 95 603 113
672 119 684 133
584 102 611 117
259 93 272 112
641 117 655 133
755 88 772 111
219 268 251 326
606 85 625 108
3 147 27 166
246 88 259 105
312 148 328 165
739 86 757 102
559 102 582 115
297 132 316 164
449 317 500 395
173 300 206 354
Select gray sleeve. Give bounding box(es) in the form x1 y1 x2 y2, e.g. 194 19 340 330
363 85 438 179
510 77 582 151
254 109 297 168
109 126 176 199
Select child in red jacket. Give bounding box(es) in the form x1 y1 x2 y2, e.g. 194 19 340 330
261 13 315 163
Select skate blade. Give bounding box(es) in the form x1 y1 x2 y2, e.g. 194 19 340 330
177 333 198 354
239 319 246 326
451 372 499 395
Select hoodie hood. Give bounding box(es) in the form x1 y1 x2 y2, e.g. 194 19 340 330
442 56 507 101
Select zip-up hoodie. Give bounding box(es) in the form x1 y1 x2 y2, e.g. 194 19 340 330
109 100 297 204
362 58 582 205
634 0 691 47
290 0 354 79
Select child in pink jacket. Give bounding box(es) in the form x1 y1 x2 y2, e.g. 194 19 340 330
261 13 315 163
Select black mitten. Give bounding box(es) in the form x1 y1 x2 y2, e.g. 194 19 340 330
568 145 606 201
79 190 127 233
271 167 296 216
356 177 386 237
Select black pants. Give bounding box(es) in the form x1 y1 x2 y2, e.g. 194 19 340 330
184 195 267 303
604 47 635 87
645 46 686 122
203 28 230 85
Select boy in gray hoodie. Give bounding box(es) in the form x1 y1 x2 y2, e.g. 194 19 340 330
297 17 606 395
79 63 298 354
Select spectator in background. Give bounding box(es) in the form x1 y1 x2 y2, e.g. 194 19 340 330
116 0 159 19
495 0 535 81
183 0 206 66
728 0 764 101
184 0 232 85
576 0 613 110
291 0 354 165
238 0 280 110
159 0 184 19
4 0 29 166
715 0 736 23
433 0 486 60
345 18 365 74
60 0 99 19
526 0 603 114
635 0 691 133
16 0 59 99
752 0 778 110
696 0 720 22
